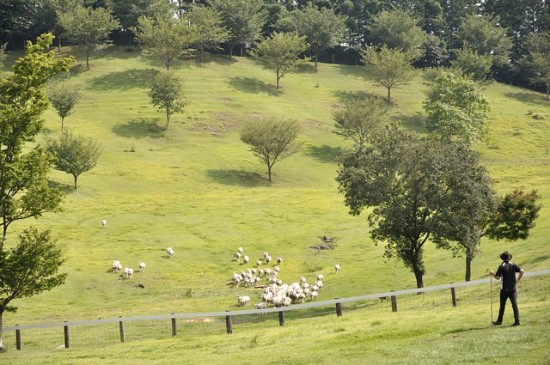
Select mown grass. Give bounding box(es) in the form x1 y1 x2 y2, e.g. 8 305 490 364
1 45 549 362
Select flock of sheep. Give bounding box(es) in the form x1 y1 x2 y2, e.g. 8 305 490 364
105 219 340 309
232 247 341 309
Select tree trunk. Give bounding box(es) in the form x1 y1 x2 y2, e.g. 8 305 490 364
412 264 424 289
267 163 272 182
276 69 280 90
199 48 204 63
73 174 78 190
229 44 234 60
465 254 472 282
387 87 391 103
61 117 65 131
166 110 170 130
546 84 549 101
0 309 4 351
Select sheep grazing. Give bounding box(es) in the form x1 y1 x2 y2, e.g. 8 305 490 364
238 247 244 253
316 274 324 281
256 259 262 267
166 247 175 257
235 251 242 262
276 257 283 264
123 267 134 278
112 260 122 272
265 255 272 264
243 255 249 264
335 264 341 274
138 262 146 272
237 295 251 306
101 219 107 228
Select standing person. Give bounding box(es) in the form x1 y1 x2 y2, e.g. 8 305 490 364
488 251 524 326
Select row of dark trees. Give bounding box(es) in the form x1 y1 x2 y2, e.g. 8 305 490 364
0 0 548 90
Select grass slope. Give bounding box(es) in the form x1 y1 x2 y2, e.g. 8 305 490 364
1 46 549 362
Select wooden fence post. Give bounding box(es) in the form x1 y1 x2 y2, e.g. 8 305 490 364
118 317 125 343
278 311 285 326
391 291 398 312
451 287 457 307
15 325 21 351
335 299 343 317
225 312 233 334
63 321 70 349
171 314 177 337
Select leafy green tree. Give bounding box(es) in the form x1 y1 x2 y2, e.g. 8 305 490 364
48 82 81 130
186 5 231 63
457 14 513 68
361 45 415 103
240 117 302 182
134 14 195 70
524 32 550 100
440 0 477 50
451 47 492 81
209 0 267 60
0 42 6 66
0 33 73 352
366 9 428 59
424 70 490 145
45 129 102 189
148 72 185 129
58 4 120 68
336 125 496 288
332 96 389 149
0 228 67 351
456 189 540 281
250 32 308 90
279 3 347 67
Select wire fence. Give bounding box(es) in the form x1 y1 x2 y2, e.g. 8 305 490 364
3 269 549 352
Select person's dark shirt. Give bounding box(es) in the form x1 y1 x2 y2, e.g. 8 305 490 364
496 262 521 290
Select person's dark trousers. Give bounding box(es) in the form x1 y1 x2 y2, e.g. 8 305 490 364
496 288 520 324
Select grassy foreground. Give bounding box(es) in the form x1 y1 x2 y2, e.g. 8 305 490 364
0 46 549 362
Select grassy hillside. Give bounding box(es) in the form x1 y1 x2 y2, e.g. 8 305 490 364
1 46 549 360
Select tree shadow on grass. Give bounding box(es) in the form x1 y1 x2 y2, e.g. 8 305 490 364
295 62 318 74
206 169 270 187
504 91 549 106
227 76 281 96
333 90 383 104
87 68 160 91
48 180 75 195
307 144 344 164
393 113 426 134
112 118 165 140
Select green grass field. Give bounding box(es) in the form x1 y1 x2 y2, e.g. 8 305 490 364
1 46 549 363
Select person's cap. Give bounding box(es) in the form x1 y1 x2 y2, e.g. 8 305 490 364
500 251 512 261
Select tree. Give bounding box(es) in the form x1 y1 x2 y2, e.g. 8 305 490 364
134 14 195 70
240 117 302 182
58 4 120 68
366 9 428 59
250 32 308 90
186 5 230 63
525 32 550 100
48 82 81 130
332 96 389 150
336 125 496 288
45 129 102 189
424 70 490 145
209 0 267 60
451 47 492 81
361 45 415 103
0 33 73 352
279 3 347 67
0 228 67 351
457 14 513 69
0 42 7 66
148 72 185 130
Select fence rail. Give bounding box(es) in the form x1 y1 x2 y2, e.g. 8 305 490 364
5 269 549 351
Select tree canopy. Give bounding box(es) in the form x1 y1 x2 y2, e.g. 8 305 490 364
240 117 302 182
250 32 308 90
336 125 496 288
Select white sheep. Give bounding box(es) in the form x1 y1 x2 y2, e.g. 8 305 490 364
255 302 267 310
238 247 244 253
276 257 283 264
237 295 251 306
101 219 107 228
316 274 324 281
310 291 318 301
243 255 249 264
335 264 341 274
166 247 175 257
235 251 241 261
112 260 122 272
123 267 134 278
138 262 146 272
265 255 272 264
256 259 262 267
